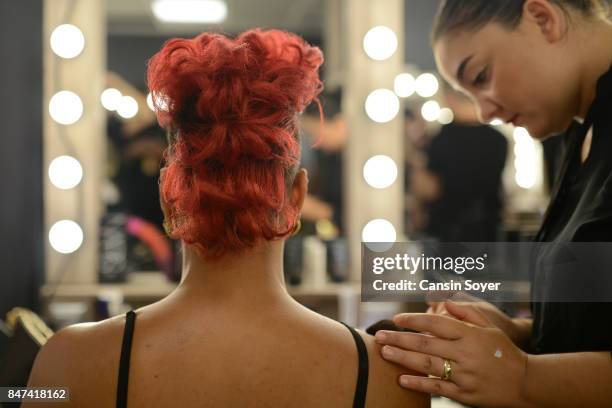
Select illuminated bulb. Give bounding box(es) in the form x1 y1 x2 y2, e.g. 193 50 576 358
49 91 83 125
49 220 84 254
421 100 441 122
363 26 398 61
48 156 83 190
362 219 397 252
363 155 398 189
515 171 536 189
513 127 538 189
117 95 139 119
146 93 155 111
365 89 400 123
438 108 454 125
415 73 439 98
151 0 228 23
394 73 416 98
50 24 85 59
101 88 122 111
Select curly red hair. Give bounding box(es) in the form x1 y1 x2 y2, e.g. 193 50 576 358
147 29 324 260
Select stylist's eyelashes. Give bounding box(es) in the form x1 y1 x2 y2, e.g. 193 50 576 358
473 68 488 87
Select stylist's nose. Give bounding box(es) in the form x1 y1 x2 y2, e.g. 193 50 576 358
474 95 501 124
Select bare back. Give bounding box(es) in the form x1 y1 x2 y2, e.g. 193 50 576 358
27 295 429 408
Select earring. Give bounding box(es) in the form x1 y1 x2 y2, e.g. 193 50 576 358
291 219 302 236
162 219 173 236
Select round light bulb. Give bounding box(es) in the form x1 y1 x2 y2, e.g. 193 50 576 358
49 220 84 254
363 155 398 189
50 24 85 59
49 91 83 125
117 95 139 119
146 93 155 111
101 88 122 111
48 156 83 190
515 171 536 189
362 219 397 252
394 73 416 98
421 100 441 122
363 26 398 61
415 73 439 98
365 89 400 123
437 108 454 125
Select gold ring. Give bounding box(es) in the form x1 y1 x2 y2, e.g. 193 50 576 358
441 359 452 381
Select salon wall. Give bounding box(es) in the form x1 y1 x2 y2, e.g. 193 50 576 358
0 0 44 317
404 0 439 70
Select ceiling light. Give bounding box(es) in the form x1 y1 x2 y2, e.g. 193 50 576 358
151 0 228 24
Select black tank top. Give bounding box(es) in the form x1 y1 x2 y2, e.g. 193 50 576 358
116 310 369 408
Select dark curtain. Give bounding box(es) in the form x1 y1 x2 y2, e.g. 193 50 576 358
0 0 44 318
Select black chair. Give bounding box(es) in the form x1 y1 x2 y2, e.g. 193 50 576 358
0 307 53 403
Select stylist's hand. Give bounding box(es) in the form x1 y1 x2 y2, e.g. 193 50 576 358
427 293 530 348
376 301 531 408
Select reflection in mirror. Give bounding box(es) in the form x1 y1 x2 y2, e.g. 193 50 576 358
101 0 353 293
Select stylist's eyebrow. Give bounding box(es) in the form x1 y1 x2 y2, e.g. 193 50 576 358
456 55 473 83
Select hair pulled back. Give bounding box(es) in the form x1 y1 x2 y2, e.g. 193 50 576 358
147 29 324 260
432 0 609 42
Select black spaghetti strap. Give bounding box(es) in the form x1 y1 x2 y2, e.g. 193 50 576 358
116 310 137 408
341 322 369 408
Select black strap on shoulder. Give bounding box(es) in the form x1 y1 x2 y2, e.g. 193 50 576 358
116 310 136 408
341 322 369 408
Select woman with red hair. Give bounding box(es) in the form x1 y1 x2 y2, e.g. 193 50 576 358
26 29 428 408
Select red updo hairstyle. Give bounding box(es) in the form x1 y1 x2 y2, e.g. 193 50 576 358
147 29 324 260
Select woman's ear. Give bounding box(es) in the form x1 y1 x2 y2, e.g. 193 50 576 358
290 168 308 212
523 0 568 43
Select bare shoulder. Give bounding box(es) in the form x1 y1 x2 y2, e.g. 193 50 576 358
25 314 127 407
358 330 430 408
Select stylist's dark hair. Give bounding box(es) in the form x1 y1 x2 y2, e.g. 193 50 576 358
432 0 609 43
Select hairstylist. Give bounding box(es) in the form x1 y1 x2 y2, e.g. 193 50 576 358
375 1 612 407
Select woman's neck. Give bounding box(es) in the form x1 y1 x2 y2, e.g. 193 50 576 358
172 241 294 310
575 18 612 121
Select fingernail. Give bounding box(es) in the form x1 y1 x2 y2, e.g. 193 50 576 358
393 313 407 323
400 375 410 386
375 331 387 342
382 346 393 358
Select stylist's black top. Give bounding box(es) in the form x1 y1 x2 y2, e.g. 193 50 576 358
116 311 369 408
530 63 612 354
